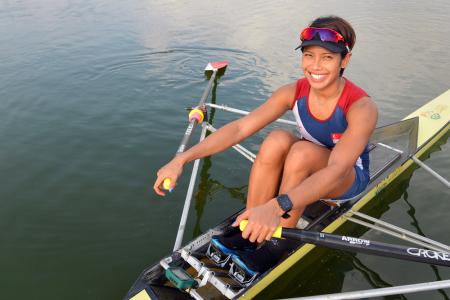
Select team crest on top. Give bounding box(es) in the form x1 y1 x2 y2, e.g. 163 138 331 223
331 133 342 144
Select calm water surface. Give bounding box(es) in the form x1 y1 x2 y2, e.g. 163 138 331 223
0 1 449 299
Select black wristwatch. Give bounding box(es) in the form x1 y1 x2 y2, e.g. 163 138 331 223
276 194 293 219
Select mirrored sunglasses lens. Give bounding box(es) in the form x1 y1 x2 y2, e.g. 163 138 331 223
317 30 337 42
301 28 340 43
301 28 316 40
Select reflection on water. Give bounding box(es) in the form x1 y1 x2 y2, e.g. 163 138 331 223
352 255 406 295
403 190 450 300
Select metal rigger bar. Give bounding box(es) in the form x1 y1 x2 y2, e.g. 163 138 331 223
411 155 450 188
205 123 256 162
344 210 450 252
173 124 208 251
285 279 450 300
205 103 297 126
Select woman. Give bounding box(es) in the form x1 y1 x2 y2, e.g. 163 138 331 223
154 16 377 274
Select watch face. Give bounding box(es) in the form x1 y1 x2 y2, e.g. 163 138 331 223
277 194 293 212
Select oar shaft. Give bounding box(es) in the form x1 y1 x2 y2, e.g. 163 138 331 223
177 120 198 154
176 70 217 154
282 228 450 267
198 70 217 107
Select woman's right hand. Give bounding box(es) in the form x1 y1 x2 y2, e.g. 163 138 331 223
153 156 185 196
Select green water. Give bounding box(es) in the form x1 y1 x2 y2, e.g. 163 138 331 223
0 1 449 299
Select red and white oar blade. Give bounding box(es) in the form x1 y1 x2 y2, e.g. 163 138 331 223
205 61 229 71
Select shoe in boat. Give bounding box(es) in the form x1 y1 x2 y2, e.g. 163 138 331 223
230 238 298 277
207 228 257 266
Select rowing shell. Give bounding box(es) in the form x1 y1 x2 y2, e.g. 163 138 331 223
124 89 449 300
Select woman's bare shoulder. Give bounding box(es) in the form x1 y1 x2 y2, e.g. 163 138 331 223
268 81 298 108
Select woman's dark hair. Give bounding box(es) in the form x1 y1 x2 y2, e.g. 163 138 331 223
309 16 356 75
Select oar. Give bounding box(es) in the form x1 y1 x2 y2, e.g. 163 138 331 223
239 221 450 267
163 61 228 191
171 61 228 251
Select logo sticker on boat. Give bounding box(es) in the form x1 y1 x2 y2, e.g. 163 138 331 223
420 104 448 120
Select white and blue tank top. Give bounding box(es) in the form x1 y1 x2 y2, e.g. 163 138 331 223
291 78 370 173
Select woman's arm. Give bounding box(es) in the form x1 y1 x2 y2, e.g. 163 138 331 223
153 82 296 195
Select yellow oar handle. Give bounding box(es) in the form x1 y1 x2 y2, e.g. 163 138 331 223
163 178 173 192
239 220 283 238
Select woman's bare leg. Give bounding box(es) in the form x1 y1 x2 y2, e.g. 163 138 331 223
246 129 298 209
278 140 356 228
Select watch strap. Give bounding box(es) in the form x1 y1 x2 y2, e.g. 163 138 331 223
276 194 293 219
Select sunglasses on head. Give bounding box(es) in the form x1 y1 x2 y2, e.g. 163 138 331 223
300 27 346 44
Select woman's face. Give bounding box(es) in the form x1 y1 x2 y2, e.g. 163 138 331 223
301 45 350 91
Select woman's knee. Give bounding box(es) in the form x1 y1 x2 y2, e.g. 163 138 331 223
284 141 329 172
256 130 297 164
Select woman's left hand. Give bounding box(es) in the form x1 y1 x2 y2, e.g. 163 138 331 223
232 199 282 243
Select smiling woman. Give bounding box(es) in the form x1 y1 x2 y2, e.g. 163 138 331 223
154 15 378 276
